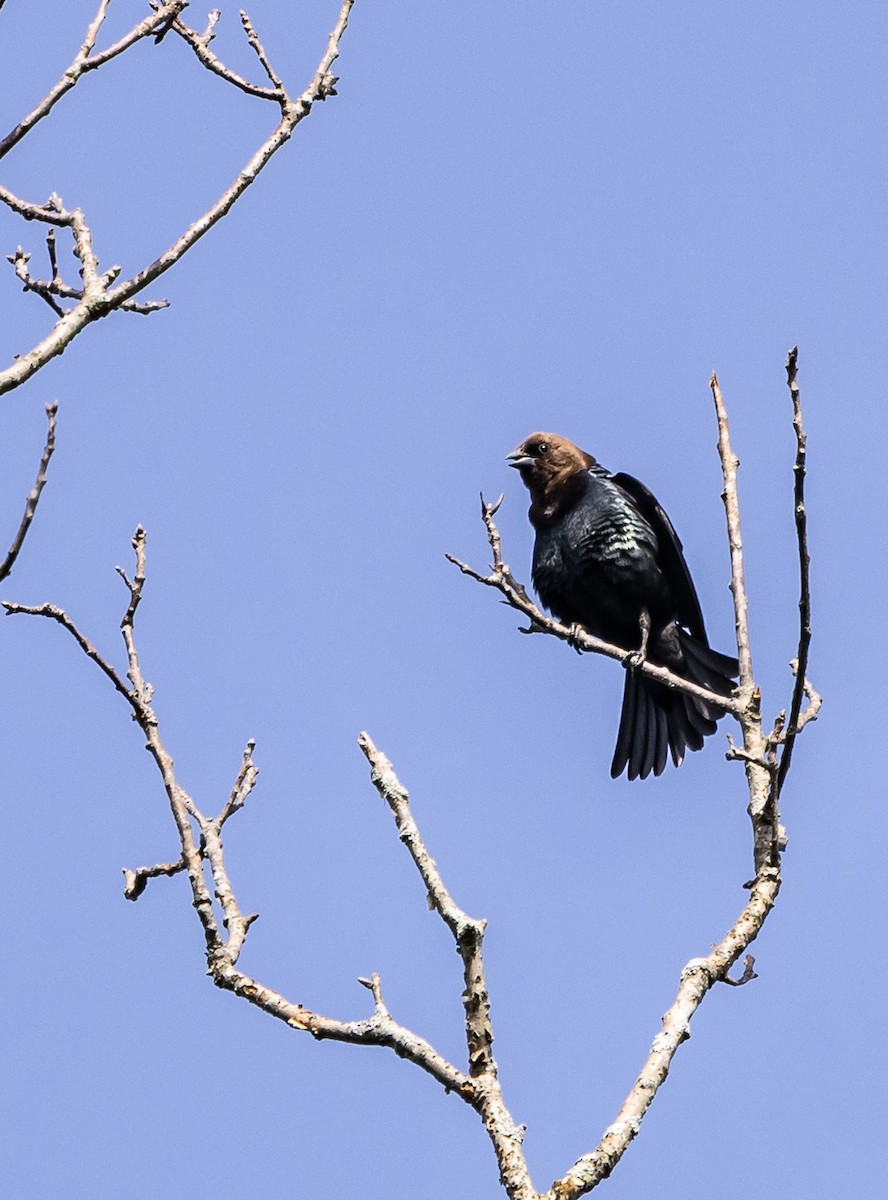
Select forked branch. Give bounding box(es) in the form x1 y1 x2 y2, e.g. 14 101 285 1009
0 1 355 399
448 357 817 1195
1 355 818 1199
446 497 744 720
0 531 480 1125
0 1 190 161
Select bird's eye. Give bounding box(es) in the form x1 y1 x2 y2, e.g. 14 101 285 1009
537 441 550 455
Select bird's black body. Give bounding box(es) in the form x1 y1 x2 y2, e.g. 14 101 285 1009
509 433 738 780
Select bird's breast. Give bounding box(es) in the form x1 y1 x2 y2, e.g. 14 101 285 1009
530 491 665 639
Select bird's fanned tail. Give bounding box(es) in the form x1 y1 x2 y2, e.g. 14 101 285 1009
611 632 738 780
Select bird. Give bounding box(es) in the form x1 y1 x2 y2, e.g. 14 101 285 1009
507 432 738 780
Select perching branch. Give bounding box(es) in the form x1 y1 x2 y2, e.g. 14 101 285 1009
2 358 818 1199
449 356 817 1196
0 401 57 583
0 1 355 399
446 499 744 721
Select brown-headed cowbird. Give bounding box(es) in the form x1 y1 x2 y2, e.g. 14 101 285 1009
508 432 738 780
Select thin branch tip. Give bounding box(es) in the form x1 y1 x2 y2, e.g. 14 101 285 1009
1 398 59 583
721 955 758 987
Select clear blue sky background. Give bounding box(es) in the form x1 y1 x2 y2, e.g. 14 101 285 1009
1 2 885 1196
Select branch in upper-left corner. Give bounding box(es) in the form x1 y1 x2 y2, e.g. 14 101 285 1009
0 401 58 584
0 1 190 162
0 1 356 402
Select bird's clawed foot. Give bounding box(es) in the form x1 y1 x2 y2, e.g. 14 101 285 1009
626 608 651 669
567 623 586 654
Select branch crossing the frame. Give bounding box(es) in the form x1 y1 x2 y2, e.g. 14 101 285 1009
1 356 821 1199
0 0 355 399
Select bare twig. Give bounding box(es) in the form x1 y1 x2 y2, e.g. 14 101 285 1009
776 347 814 792
0 191 136 395
710 372 777 873
217 739 259 823
8 245 167 316
710 371 754 690
0 402 57 583
789 664 821 733
452 369 795 1197
0 1 190 161
359 734 494 1072
721 955 758 987
166 7 282 101
1 598 130 695
8 248 64 317
240 11 286 92
0 1 355 400
2 526 473 1100
107 0 353 304
358 733 535 1199
123 856 187 901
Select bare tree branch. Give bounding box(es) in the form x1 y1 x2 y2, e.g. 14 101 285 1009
1 526 475 1101
358 733 535 1199
452 366 800 1196
0 1 355 400
123 855 187 901
168 7 282 101
710 370 754 691
776 346 815 791
240 11 287 92
1 597 131 695
8 241 167 316
0 1 190 162
788 664 821 735
0 401 57 583
106 1 351 303
446 495 744 720
544 859 779 1198
2 354 818 1198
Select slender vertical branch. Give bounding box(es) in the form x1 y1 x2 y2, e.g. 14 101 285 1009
710 371 776 870
358 732 537 1200
776 346 813 792
358 732 494 1074
0 401 58 583
710 372 754 689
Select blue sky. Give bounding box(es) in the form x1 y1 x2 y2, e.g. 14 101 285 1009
1 3 885 1196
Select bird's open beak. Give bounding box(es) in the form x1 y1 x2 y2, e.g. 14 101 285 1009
507 447 533 470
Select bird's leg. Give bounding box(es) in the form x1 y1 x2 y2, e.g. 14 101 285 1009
627 607 651 669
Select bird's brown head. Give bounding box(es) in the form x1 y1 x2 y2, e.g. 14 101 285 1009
507 432 596 521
